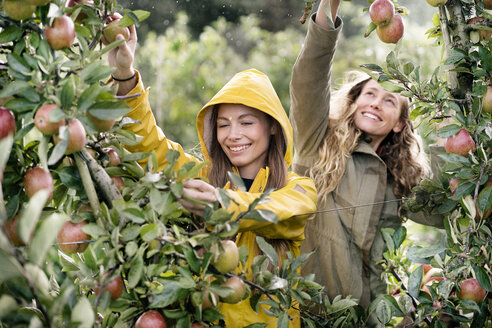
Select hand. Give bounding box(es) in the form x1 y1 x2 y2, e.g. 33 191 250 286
104 13 137 80
178 179 218 217
316 0 342 29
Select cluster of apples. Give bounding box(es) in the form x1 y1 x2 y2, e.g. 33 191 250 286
369 0 404 44
2 0 130 50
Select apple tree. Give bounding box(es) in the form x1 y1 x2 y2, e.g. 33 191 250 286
0 1 361 327
300 0 492 326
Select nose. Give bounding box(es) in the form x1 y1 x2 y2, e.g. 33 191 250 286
369 96 383 110
226 123 242 140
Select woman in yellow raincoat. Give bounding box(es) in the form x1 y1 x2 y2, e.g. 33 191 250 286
105 21 316 328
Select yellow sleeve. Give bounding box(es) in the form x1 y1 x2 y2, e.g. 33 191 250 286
224 173 317 241
123 71 202 172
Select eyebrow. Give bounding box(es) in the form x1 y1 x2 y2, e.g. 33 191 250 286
217 113 259 120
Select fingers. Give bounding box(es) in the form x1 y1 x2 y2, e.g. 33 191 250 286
183 179 216 193
178 199 205 217
182 186 217 203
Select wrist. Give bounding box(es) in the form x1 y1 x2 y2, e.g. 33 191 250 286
112 67 135 81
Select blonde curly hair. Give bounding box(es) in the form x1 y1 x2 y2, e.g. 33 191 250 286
310 71 429 204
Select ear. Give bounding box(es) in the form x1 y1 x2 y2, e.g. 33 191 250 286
392 121 404 133
270 123 277 135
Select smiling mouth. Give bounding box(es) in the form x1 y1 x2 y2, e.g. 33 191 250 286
229 145 251 152
362 112 381 121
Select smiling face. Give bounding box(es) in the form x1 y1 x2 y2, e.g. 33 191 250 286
216 104 274 179
353 79 405 150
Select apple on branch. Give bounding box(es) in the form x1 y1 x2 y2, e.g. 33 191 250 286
2 0 36 21
482 85 492 113
457 278 487 303
0 107 16 140
444 129 476 157
95 275 124 300
376 14 404 44
369 0 394 26
4 214 24 246
56 221 89 254
426 0 448 6
54 118 87 154
135 310 167 328
24 167 55 201
102 18 131 45
220 276 247 304
45 16 76 50
34 104 66 135
211 240 239 274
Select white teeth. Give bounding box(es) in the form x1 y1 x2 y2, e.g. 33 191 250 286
363 113 380 121
230 145 249 151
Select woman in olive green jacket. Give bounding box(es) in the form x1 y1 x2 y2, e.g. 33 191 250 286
289 0 443 309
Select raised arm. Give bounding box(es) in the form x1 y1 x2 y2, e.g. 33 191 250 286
289 0 342 172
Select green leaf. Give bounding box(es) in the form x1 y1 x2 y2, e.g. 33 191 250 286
437 124 461 138
227 171 246 191
379 80 405 93
7 53 30 74
82 223 106 238
149 282 182 308
58 166 83 190
88 101 130 120
472 265 492 292
256 236 278 267
477 186 492 214
0 135 13 178
0 80 30 97
58 250 79 271
139 223 163 242
326 298 358 314
408 264 423 299
127 256 143 288
19 189 51 244
28 213 68 266
381 228 395 255
71 296 95 328
276 312 289 328
244 209 279 223
80 61 114 84
444 48 467 64
120 10 151 26
60 75 75 110
478 46 492 74
392 226 406 250
376 299 392 325
0 250 23 281
4 97 37 113
0 25 22 43
78 83 103 111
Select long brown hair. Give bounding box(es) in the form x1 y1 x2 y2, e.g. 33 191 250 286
207 105 288 190
310 73 428 203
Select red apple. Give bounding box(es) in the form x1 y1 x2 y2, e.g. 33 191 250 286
102 19 130 44
34 104 66 135
104 148 120 167
483 85 492 113
369 0 394 26
0 107 15 140
24 167 54 201
212 240 239 274
376 14 404 44
95 276 124 300
87 112 115 132
457 278 487 303
135 310 167 328
2 0 36 20
56 221 89 254
426 0 447 6
444 129 476 157
484 0 492 10
220 276 247 304
45 16 75 50
4 214 24 246
54 118 87 154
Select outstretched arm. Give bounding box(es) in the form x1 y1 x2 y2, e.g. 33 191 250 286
104 13 138 95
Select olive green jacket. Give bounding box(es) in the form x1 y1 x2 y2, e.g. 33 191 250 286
289 15 443 308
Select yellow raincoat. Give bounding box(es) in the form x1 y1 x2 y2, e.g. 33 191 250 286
123 69 317 327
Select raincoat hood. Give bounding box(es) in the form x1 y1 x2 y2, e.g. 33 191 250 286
196 69 293 166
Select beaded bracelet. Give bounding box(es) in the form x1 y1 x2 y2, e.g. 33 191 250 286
111 72 136 82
